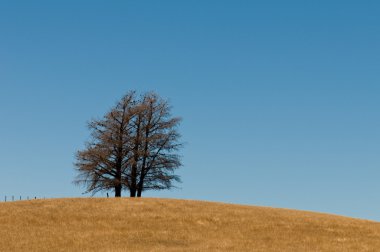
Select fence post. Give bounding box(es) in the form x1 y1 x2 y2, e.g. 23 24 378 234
4 196 6 202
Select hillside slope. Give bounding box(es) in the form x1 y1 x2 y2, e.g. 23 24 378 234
0 198 379 251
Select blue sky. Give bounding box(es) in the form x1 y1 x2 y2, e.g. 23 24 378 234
0 1 379 220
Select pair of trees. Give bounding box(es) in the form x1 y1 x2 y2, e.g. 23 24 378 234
74 91 182 197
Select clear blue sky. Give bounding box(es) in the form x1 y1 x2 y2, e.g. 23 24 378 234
0 0 379 220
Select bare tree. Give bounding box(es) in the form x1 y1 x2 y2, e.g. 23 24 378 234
134 93 182 197
74 91 182 197
74 92 136 197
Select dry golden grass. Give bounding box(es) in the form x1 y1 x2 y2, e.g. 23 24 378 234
0 198 379 251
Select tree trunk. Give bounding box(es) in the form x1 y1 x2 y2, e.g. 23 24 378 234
137 179 144 197
131 165 137 197
137 187 142 197
115 185 122 197
130 189 136 197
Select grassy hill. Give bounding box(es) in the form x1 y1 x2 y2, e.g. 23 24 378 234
0 198 379 251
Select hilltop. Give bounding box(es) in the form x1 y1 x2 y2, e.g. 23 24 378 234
0 198 379 251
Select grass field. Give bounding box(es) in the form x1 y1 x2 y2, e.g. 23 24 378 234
0 198 379 251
